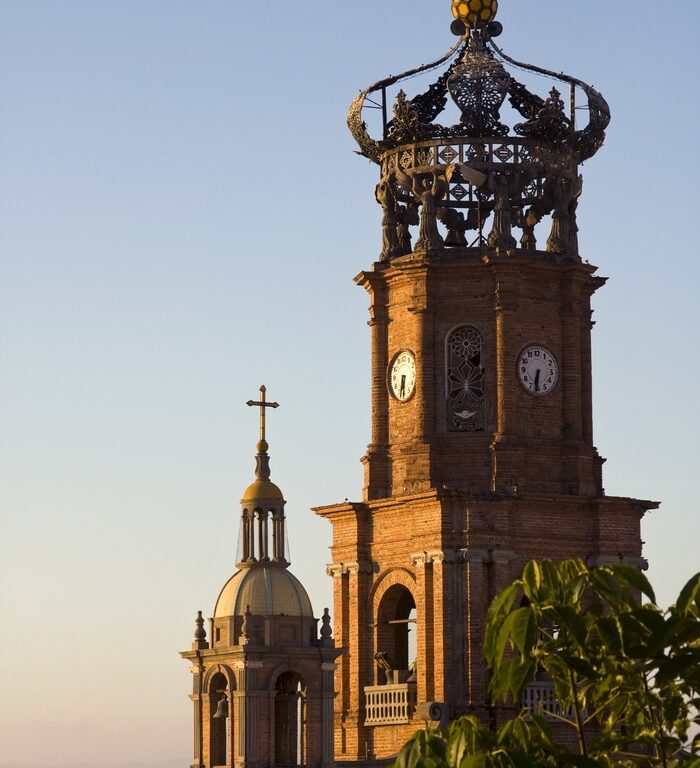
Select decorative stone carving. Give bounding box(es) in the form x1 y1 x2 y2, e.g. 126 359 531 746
413 170 447 252
376 177 401 261
487 173 517 249
326 561 374 578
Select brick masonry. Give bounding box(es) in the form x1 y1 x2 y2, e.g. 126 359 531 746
315 247 658 760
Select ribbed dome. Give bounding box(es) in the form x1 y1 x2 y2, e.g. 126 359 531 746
214 566 314 619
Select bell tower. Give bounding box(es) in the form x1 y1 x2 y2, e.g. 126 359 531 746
181 387 340 768
315 1 658 761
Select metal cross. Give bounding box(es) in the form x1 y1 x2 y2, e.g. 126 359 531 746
246 385 279 443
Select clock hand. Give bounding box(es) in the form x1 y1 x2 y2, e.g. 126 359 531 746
400 374 406 397
534 369 541 392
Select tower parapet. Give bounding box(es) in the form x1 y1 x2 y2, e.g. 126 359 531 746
348 3 609 261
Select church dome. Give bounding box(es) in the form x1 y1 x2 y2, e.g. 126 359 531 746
241 478 284 503
214 565 314 619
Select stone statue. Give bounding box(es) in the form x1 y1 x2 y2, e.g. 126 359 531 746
547 175 581 255
413 170 446 252
395 202 417 256
375 177 401 261
487 173 516 250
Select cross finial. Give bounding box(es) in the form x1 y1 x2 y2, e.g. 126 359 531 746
246 385 279 444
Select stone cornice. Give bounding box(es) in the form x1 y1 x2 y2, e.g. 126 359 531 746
587 554 649 571
326 561 375 578
409 549 458 566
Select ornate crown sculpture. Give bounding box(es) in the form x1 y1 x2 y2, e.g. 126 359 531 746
348 1 610 260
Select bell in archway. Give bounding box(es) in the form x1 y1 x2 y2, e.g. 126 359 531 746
212 694 228 719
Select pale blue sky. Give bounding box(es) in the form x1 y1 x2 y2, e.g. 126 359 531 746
0 2 698 766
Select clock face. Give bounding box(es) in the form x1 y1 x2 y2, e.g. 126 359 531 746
518 345 559 396
389 350 417 402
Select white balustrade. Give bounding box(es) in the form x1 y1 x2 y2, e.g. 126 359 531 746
521 681 579 721
364 683 417 725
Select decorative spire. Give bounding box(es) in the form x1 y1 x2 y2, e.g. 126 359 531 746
247 385 279 448
247 385 279 481
239 385 287 566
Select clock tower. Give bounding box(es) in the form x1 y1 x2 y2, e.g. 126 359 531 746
315 1 659 761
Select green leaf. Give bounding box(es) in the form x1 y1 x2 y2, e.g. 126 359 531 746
611 563 657 604
489 583 521 619
392 729 448 768
522 561 542 601
595 616 622 654
567 756 601 768
461 755 489 768
676 572 700 616
550 605 589 650
502 607 538 658
447 716 489 765
506 656 537 700
486 585 521 667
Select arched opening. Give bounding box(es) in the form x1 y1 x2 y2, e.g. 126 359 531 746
274 671 305 768
375 585 417 684
208 672 230 768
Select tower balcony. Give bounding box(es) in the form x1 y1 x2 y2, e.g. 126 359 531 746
377 134 581 259
364 681 417 726
521 680 579 721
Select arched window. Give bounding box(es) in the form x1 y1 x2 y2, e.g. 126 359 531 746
208 672 229 767
446 325 485 432
375 585 417 684
274 672 306 767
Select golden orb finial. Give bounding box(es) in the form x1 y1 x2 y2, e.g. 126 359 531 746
451 0 498 29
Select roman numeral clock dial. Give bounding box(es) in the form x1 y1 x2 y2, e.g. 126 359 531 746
518 344 559 396
389 350 417 402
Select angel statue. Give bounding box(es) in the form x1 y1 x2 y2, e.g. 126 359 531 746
375 177 400 261
413 170 447 252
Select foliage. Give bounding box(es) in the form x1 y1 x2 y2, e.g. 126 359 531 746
393 560 700 768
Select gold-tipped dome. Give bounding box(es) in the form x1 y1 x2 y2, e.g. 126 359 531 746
242 478 284 503
241 438 284 502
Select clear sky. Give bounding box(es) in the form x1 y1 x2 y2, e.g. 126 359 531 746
0 2 698 767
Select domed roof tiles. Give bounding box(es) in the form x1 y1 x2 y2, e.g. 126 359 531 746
214 565 314 619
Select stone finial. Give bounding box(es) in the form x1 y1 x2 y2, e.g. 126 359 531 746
194 610 206 640
192 610 209 650
320 608 333 645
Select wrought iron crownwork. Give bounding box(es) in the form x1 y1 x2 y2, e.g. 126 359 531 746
347 5 610 262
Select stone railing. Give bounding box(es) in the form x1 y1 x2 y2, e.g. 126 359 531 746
364 682 417 725
521 681 578 722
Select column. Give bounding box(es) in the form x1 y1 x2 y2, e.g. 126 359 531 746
321 662 338 767
461 548 490 710
410 552 433 702
491 266 521 492
428 549 457 704
355 270 390 501
189 662 205 768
